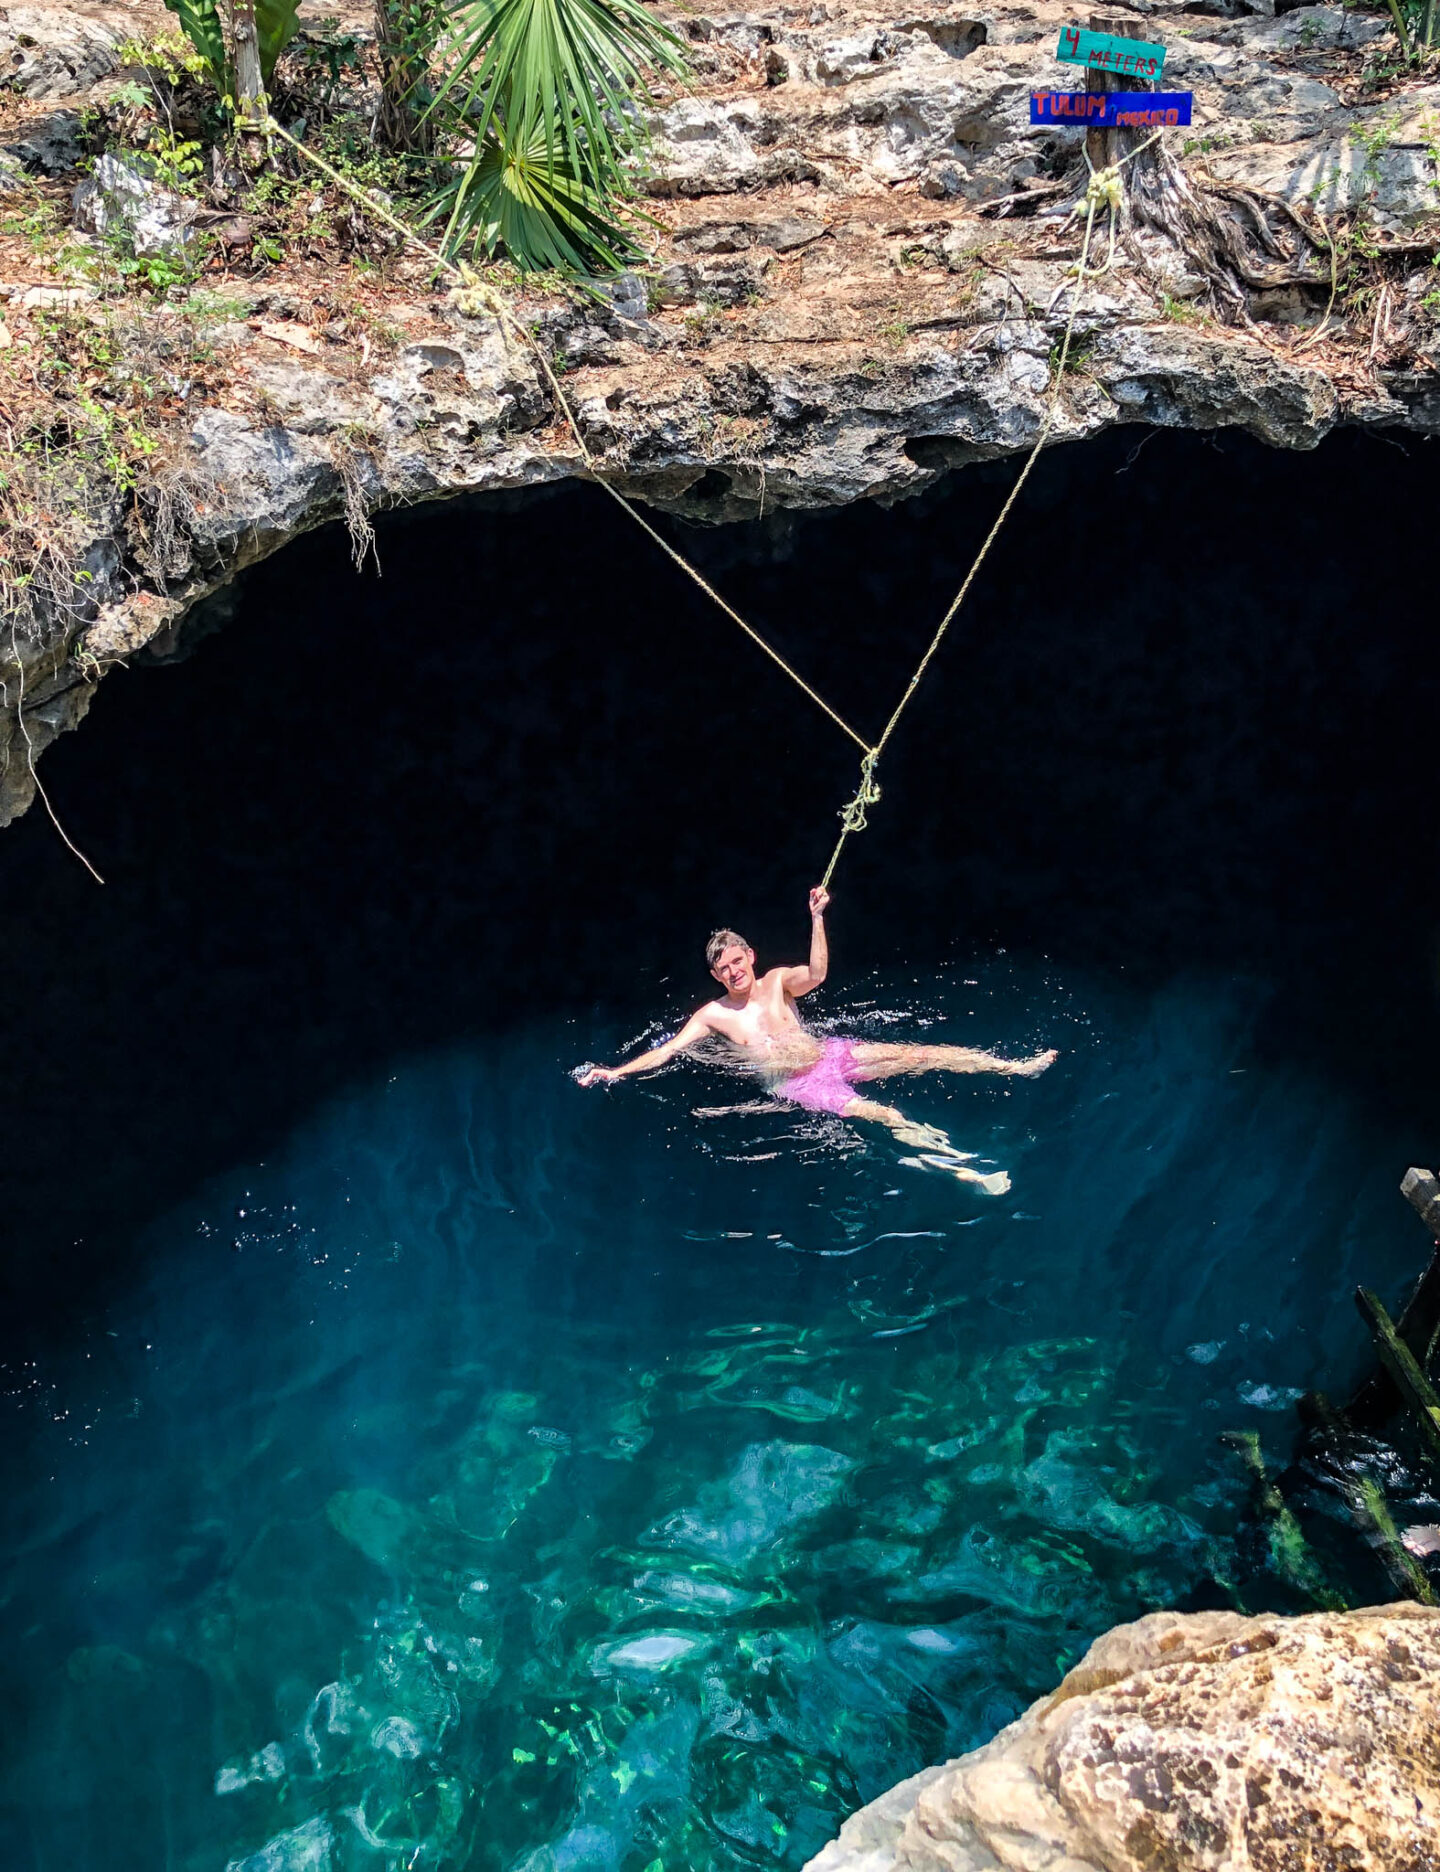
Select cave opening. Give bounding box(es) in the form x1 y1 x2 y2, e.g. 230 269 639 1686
2 422 1439 1872
5 423 1436 1326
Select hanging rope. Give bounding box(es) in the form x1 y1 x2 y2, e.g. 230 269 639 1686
817 135 1162 891
262 117 869 753
262 116 1162 886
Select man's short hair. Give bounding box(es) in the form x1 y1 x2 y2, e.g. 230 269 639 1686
706 928 750 969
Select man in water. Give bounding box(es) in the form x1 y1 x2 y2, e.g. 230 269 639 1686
577 887 1056 1192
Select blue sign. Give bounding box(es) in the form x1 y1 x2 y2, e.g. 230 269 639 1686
1030 90 1193 127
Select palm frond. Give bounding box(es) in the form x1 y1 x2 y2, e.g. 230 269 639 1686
435 0 685 184
425 110 644 273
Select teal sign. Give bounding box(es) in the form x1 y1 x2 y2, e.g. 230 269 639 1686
1055 25 1165 79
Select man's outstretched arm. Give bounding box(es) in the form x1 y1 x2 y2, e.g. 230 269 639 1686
577 1010 714 1086
781 886 830 997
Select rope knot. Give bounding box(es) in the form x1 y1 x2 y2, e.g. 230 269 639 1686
1085 163 1124 215
454 261 497 320
838 750 882 835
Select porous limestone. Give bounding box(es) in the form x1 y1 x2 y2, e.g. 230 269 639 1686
805 1602 1440 1872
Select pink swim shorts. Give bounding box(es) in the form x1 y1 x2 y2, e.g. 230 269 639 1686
776 1038 860 1116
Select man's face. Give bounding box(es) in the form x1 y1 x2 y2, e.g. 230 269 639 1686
711 944 756 995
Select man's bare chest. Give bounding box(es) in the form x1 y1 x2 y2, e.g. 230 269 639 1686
710 989 798 1049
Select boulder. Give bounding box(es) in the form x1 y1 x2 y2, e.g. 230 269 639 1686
73 152 197 260
804 1603 1440 1872
0 6 122 98
649 97 769 194
4 107 84 176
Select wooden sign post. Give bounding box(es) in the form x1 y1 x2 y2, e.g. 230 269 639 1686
1085 15 1154 177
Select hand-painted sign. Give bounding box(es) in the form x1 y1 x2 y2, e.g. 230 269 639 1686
1055 26 1166 78
1030 90 1192 126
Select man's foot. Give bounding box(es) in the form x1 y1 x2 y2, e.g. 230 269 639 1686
1005 1049 1058 1078
891 1121 975 1157
898 1153 1011 1195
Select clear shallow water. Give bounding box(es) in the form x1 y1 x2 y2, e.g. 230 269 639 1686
0 954 1425 1872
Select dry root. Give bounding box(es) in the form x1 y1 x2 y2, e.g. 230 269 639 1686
330 437 380 572
1123 136 1331 320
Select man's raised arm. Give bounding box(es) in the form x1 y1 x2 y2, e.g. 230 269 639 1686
781 886 830 997
576 1010 714 1087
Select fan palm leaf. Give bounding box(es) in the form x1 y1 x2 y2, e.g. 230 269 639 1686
435 0 685 187
426 109 643 273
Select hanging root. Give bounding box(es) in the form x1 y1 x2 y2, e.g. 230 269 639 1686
329 437 381 573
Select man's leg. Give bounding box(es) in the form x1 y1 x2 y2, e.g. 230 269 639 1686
843 1096 1010 1195
850 1043 1057 1082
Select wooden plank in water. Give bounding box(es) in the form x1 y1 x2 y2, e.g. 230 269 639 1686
1220 1428 1346 1608
1355 1286 1440 1463
1347 1169 1440 1425
1297 1391 1437 1605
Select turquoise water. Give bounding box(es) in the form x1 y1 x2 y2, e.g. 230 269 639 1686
4 428 1440 1871
1 955 1425 1872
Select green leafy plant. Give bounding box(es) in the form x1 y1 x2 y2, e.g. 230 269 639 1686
159 0 303 104
428 111 642 272
374 0 446 150
144 129 208 190
430 0 687 273
116 30 210 85
159 0 228 89
291 15 366 105
1382 0 1438 58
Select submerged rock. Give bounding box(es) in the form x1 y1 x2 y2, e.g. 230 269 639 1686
805 1603 1440 1872
225 1815 333 1872
651 1439 855 1564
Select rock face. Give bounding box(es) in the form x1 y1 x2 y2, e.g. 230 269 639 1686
0 5 121 99
0 0 1438 826
805 1603 1440 1872
72 151 199 260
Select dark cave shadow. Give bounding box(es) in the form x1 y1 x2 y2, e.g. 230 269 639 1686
3 422 1438 1347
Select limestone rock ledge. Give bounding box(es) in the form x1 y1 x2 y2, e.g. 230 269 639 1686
804 1603 1440 1872
3 0 1440 827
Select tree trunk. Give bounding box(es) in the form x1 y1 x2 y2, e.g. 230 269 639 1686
231 0 265 117
1078 14 1328 322
230 0 269 166
374 0 435 153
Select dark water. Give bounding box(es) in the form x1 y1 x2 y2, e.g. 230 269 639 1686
2 427 1439 1872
